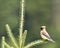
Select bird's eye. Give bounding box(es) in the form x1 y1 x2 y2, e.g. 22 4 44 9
40 28 43 30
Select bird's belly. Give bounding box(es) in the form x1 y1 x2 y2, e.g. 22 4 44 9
41 35 48 40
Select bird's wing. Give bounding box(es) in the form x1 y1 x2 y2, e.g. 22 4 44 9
42 31 51 40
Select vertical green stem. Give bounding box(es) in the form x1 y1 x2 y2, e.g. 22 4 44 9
19 0 25 48
2 36 5 48
22 30 27 48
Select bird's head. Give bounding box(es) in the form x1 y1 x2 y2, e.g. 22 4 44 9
40 26 46 30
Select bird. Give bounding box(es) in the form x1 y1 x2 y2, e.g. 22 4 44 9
40 26 55 42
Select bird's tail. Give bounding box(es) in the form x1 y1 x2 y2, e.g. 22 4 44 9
49 39 55 43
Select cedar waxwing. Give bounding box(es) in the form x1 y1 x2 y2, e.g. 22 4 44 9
40 26 55 42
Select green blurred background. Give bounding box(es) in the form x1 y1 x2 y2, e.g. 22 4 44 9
0 0 60 48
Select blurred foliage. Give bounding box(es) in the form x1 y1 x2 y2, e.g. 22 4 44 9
0 0 60 48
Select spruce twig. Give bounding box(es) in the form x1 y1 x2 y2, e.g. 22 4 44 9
4 42 12 48
5 24 19 48
19 0 25 48
24 40 47 48
22 30 27 47
1 36 5 48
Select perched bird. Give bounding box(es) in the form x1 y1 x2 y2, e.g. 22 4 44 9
40 26 55 42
